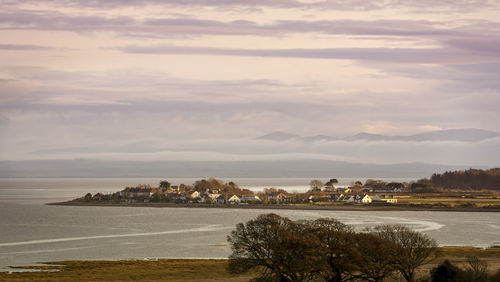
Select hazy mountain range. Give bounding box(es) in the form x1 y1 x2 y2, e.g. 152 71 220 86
0 159 483 178
1 128 497 178
257 128 500 142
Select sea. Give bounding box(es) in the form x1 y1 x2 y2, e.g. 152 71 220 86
1 177 500 271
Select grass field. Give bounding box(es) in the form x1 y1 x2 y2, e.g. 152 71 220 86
0 259 256 281
396 197 500 207
1 248 499 281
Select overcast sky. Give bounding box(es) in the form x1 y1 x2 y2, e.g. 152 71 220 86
0 0 499 165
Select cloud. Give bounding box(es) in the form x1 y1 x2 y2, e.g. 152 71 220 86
0 66 498 166
7 0 497 11
1 1 498 167
417 125 442 132
2 8 499 47
117 45 498 64
0 44 56 50
0 9 135 32
0 67 497 133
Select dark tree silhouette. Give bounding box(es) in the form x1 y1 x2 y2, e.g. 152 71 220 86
304 218 359 282
354 233 399 282
227 213 322 282
429 168 500 190
370 224 438 282
159 180 171 189
228 214 438 282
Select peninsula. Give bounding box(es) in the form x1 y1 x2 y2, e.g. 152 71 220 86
53 169 500 211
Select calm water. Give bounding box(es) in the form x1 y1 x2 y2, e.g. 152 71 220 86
0 178 499 271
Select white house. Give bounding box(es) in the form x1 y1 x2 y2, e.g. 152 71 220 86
228 195 241 204
208 193 220 202
372 194 398 204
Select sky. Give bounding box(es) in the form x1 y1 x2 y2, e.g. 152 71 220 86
0 0 499 166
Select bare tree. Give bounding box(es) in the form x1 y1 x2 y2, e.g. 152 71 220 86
370 225 438 282
309 179 324 192
227 213 322 282
304 218 358 282
354 233 399 282
464 256 489 281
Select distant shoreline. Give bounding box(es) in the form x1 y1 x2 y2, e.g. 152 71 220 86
48 201 500 212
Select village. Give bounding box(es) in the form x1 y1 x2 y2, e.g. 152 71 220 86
81 178 404 206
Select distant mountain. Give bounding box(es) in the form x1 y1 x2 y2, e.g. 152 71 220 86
257 128 500 142
256 131 301 141
344 132 388 141
0 159 482 178
398 128 500 142
303 135 339 142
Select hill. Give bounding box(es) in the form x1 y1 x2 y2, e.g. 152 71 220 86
257 128 500 142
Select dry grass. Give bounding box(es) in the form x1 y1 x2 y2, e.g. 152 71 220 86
1 248 499 281
397 197 500 207
0 259 256 282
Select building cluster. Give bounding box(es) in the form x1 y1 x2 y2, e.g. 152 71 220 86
309 193 397 204
118 185 263 204
111 184 398 205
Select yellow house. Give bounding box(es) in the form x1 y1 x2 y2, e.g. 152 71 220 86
361 194 372 204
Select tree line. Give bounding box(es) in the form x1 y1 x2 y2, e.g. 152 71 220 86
429 168 500 190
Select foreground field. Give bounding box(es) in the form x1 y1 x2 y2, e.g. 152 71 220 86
0 259 256 282
396 197 500 207
1 248 499 281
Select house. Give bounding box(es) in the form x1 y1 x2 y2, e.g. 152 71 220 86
344 195 356 203
329 194 346 202
343 194 370 203
268 192 290 203
192 196 205 203
228 195 241 204
384 198 398 203
361 194 372 204
275 193 290 203
189 191 200 199
216 194 226 204
207 193 220 203
372 194 398 204
333 185 349 191
204 189 220 196
120 187 153 198
241 195 261 203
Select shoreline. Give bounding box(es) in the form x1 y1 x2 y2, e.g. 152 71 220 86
48 201 500 212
